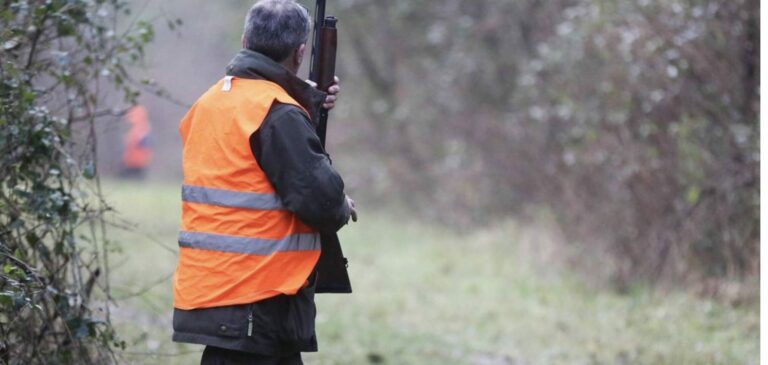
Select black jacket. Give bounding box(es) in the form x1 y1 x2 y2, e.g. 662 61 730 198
237 50 351 233
172 49 349 355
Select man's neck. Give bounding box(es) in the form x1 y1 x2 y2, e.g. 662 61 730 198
280 60 299 75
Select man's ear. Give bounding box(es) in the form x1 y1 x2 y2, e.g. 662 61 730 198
295 43 306 66
241 34 246 48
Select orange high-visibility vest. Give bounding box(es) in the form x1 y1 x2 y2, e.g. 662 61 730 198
173 76 321 310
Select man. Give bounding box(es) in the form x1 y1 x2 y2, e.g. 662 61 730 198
120 105 152 178
171 1 355 364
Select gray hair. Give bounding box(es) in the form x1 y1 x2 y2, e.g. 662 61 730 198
243 0 311 63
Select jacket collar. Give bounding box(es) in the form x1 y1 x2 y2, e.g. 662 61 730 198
225 49 326 126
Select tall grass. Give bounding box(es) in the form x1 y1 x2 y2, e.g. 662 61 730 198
102 180 758 365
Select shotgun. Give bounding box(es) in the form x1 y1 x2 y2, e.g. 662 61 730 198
309 0 352 294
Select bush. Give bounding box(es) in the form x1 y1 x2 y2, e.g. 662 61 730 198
0 1 154 363
335 0 758 289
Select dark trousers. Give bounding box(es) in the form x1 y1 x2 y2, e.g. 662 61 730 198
201 346 303 365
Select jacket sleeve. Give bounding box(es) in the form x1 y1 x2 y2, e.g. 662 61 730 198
250 102 351 233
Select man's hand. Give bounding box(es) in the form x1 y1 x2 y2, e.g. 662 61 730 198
307 76 341 110
323 76 340 110
346 195 357 223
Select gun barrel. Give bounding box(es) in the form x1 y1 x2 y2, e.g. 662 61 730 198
309 0 326 84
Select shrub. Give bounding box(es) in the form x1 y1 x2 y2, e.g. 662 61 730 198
0 1 154 363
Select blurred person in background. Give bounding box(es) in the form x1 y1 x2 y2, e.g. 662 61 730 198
120 105 152 179
171 1 355 364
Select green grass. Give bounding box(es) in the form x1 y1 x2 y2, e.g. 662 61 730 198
101 180 759 365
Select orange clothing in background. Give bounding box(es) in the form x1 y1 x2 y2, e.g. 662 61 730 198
123 105 152 169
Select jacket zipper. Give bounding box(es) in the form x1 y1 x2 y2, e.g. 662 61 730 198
247 313 253 337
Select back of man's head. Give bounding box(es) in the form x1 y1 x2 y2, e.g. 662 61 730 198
243 0 311 63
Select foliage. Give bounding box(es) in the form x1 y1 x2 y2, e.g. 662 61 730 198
0 1 154 363
332 0 759 289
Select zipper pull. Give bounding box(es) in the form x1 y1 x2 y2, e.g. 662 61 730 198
247 313 253 337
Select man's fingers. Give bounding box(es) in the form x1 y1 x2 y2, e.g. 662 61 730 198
307 77 340 95
326 76 340 94
314 75 340 110
346 196 357 222
323 94 337 110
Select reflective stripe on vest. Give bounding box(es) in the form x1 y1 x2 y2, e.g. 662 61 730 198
182 184 285 211
178 231 320 255
173 77 321 310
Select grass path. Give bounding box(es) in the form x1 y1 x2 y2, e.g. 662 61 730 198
101 180 758 365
